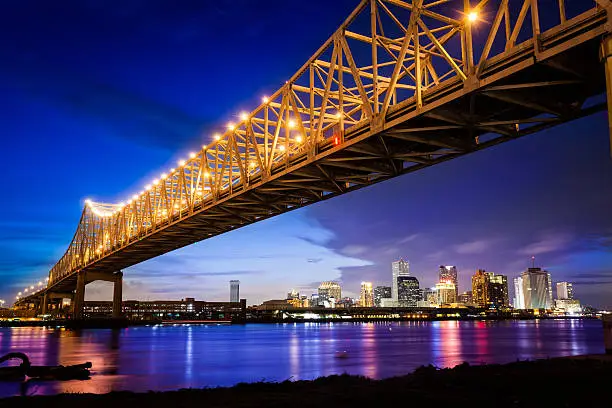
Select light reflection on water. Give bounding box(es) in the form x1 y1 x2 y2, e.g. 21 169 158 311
0 319 603 397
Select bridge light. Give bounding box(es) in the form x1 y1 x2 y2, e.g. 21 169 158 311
262 96 269 103
171 168 176 173
288 120 296 129
132 195 138 200
226 123 234 131
178 160 186 166
153 179 159 186
467 11 478 22
240 112 248 121
335 112 342 119
161 173 167 179
279 145 286 151
18 292 21 296
295 135 303 143
189 152 196 159
145 184 152 191
214 133 222 140
85 199 92 205
204 171 211 178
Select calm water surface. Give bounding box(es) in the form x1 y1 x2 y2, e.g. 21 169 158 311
0 319 603 397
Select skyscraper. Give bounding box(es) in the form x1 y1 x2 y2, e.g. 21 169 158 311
318 281 342 301
230 280 240 303
373 286 392 307
472 270 509 309
488 273 509 309
472 269 488 308
360 282 374 307
557 282 574 299
397 276 421 307
514 276 525 309
439 265 458 297
519 267 553 309
392 259 410 301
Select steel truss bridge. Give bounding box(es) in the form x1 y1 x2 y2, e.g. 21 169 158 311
16 0 612 317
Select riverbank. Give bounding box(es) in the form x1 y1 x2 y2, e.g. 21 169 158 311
2 357 611 407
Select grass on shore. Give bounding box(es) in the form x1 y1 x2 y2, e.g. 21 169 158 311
1 357 611 408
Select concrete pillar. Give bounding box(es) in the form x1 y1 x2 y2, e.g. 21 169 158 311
73 271 86 319
112 272 123 319
601 35 612 157
604 314 612 355
41 293 49 315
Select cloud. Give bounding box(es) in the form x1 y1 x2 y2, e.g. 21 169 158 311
454 240 489 254
518 232 573 255
398 234 420 244
340 245 368 256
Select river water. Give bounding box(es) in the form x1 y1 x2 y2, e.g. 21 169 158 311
0 319 604 397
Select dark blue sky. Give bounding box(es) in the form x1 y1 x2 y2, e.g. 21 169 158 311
1 0 611 308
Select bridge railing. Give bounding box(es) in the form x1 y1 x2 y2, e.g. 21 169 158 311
48 0 602 285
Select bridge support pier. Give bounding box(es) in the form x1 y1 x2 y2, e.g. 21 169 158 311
112 272 123 318
73 271 86 319
601 34 612 157
41 293 49 315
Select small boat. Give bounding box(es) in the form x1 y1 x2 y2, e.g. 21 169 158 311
0 352 91 381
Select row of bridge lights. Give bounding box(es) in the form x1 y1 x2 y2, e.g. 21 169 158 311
85 100 342 218
14 278 49 301
83 10 482 218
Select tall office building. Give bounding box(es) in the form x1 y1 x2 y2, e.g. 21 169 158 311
439 265 458 297
472 269 488 308
230 280 240 303
392 259 410 301
360 282 374 307
472 270 509 309
397 276 421 307
488 273 509 309
557 282 574 300
435 282 456 305
318 281 342 301
519 267 553 309
514 276 525 309
373 286 392 307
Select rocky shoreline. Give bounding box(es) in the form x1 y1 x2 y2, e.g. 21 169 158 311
1 357 611 407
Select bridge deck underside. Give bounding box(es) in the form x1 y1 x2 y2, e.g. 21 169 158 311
45 24 607 296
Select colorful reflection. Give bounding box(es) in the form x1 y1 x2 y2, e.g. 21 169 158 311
0 320 604 397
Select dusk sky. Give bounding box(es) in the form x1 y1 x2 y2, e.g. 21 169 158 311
1 0 611 308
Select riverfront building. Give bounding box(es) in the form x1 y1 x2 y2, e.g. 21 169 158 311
230 280 240 303
392 259 410 301
373 286 391 307
318 281 342 305
397 276 421 307
515 268 553 309
360 282 374 307
556 282 574 299
435 282 456 305
472 270 509 309
439 266 458 297
84 298 246 321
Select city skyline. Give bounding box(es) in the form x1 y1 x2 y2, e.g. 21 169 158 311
1 0 612 309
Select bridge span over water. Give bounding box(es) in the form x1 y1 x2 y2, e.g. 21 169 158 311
16 0 612 317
